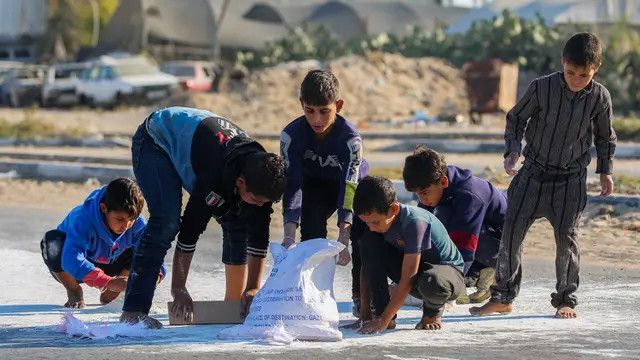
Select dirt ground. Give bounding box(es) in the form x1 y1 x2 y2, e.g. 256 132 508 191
1 178 637 268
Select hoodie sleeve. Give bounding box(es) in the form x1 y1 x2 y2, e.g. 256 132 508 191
247 202 273 258
281 129 303 225
177 175 216 253
336 135 363 225
447 192 487 274
60 220 111 288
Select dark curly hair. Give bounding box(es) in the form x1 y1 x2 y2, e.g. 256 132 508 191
101 177 145 218
402 145 448 192
241 152 287 201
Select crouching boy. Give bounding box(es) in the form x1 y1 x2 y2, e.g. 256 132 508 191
354 176 465 333
40 178 165 308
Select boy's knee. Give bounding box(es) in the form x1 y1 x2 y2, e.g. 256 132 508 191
418 273 446 299
145 218 180 248
41 230 66 272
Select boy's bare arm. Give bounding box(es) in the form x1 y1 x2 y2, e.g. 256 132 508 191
359 253 420 334
240 255 266 317
170 249 194 322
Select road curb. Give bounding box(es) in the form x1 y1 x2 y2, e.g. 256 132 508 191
1 161 636 208
0 161 133 183
391 180 640 208
380 139 640 159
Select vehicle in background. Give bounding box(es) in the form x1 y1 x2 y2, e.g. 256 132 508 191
160 61 217 92
1 66 45 107
76 54 178 108
41 62 89 107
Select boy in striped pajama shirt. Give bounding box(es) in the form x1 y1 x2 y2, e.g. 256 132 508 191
470 32 617 319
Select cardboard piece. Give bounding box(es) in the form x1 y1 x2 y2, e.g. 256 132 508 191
167 300 243 325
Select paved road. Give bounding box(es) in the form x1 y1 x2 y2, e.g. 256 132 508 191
1 206 639 360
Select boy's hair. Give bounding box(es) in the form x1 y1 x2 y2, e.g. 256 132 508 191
241 152 287 201
562 32 602 68
299 70 340 106
353 176 397 215
102 178 145 218
403 145 448 192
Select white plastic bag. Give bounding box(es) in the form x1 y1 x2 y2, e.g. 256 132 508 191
218 238 344 343
57 312 151 339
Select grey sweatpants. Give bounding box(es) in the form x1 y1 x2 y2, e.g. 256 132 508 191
491 163 587 308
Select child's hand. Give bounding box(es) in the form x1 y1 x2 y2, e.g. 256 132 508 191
504 152 520 176
104 276 127 293
337 248 351 266
358 317 389 334
600 174 614 196
171 287 194 323
282 236 296 249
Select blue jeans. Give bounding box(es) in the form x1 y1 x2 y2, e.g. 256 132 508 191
123 122 183 314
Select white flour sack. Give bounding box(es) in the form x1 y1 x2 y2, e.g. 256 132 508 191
218 239 344 343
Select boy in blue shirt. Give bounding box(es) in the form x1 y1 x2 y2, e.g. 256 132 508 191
354 176 465 333
403 146 507 303
40 178 165 308
280 70 368 315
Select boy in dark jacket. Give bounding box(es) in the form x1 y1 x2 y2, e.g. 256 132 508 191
280 70 368 315
471 32 617 319
121 107 287 328
40 178 164 308
354 176 465 333
403 146 507 303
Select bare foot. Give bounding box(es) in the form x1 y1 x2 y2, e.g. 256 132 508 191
555 306 577 319
64 287 85 308
120 311 163 329
415 316 442 330
469 301 512 316
444 301 454 312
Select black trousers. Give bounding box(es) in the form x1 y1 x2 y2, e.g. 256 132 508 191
359 230 464 318
300 176 364 297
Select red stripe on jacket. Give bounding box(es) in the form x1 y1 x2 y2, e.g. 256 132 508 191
449 231 479 252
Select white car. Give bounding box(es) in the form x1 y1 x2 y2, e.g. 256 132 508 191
41 63 88 107
76 54 178 107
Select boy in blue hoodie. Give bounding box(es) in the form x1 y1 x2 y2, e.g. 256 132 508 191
40 178 164 308
403 146 507 304
280 70 368 316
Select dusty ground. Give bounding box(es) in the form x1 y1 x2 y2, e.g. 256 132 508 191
1 178 637 268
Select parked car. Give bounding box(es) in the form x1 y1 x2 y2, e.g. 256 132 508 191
41 62 89 107
160 61 217 92
1 66 45 107
76 54 178 108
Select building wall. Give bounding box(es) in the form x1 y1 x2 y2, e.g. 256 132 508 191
0 0 47 38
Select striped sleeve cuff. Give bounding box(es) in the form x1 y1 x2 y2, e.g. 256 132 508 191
596 157 613 175
176 241 196 253
247 245 268 258
504 140 522 158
